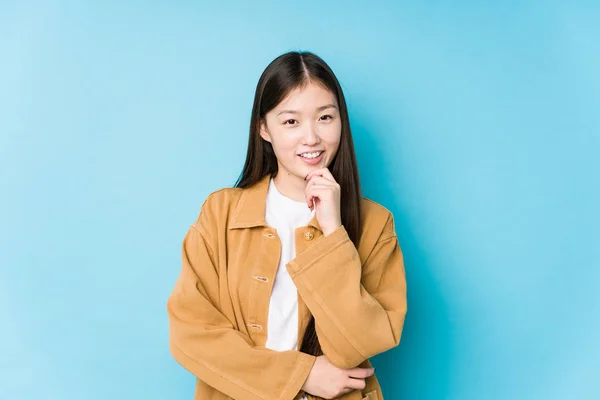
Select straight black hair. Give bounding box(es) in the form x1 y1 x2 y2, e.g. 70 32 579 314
235 50 363 357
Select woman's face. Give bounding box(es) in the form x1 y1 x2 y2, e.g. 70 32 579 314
260 81 342 180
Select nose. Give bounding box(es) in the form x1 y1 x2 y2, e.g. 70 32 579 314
302 122 320 145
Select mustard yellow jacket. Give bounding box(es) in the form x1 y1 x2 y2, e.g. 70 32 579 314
167 173 407 400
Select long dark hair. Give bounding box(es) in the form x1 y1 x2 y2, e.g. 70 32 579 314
234 51 363 357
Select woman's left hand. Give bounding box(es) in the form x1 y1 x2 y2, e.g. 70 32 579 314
304 168 342 236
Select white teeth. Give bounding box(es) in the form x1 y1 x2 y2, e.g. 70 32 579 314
300 151 322 159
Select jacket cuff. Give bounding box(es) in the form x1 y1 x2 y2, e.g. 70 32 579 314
287 225 353 278
280 352 316 400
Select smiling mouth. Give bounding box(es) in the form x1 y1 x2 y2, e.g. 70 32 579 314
298 150 324 159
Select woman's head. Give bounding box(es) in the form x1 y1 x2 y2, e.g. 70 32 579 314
259 80 342 181
235 50 363 357
236 51 360 196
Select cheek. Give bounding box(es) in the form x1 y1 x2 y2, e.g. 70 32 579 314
269 132 297 156
321 123 342 146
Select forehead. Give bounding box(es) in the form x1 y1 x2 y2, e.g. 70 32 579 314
276 82 337 110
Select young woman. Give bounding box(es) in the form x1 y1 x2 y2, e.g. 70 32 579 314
167 51 407 400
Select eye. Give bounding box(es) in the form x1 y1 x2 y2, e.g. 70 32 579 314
320 115 333 121
283 119 298 125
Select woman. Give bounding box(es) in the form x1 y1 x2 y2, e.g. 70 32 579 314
167 51 407 400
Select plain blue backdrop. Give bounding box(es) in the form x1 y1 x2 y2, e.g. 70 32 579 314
1 1 599 399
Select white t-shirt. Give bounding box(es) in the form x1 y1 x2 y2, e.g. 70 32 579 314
264 177 314 398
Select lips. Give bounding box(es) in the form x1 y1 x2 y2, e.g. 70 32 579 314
298 150 324 157
298 151 324 165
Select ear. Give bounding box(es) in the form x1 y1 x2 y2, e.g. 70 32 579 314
259 119 272 143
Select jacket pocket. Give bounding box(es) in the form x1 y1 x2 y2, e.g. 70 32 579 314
362 389 378 400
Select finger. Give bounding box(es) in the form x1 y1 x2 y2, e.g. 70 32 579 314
305 185 336 209
306 168 337 184
305 175 338 187
304 176 338 209
347 367 375 379
304 185 336 207
338 387 355 397
304 167 328 181
306 185 337 197
306 169 335 184
304 180 337 199
306 185 336 195
318 168 337 182
344 377 367 391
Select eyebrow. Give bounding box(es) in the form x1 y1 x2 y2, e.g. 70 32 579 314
277 104 338 116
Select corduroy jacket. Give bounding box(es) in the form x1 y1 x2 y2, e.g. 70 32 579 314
166 173 407 400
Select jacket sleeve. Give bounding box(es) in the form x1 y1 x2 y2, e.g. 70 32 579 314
167 202 316 400
286 212 407 369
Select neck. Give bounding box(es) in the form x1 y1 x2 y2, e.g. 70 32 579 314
273 171 307 203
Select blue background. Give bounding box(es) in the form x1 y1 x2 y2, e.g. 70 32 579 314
1 1 599 399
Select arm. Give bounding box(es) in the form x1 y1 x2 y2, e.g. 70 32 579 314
286 213 407 369
167 202 316 400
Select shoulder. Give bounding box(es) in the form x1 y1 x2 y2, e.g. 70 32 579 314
360 197 397 242
202 186 244 211
192 186 243 229
361 197 393 217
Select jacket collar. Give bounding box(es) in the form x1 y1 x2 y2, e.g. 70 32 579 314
229 173 321 232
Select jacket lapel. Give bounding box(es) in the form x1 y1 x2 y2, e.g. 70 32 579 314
229 173 322 232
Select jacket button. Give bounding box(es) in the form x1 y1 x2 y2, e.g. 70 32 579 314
304 231 314 241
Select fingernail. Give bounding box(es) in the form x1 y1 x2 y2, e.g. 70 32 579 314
304 174 308 181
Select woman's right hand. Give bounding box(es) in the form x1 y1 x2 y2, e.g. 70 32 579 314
301 355 375 399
